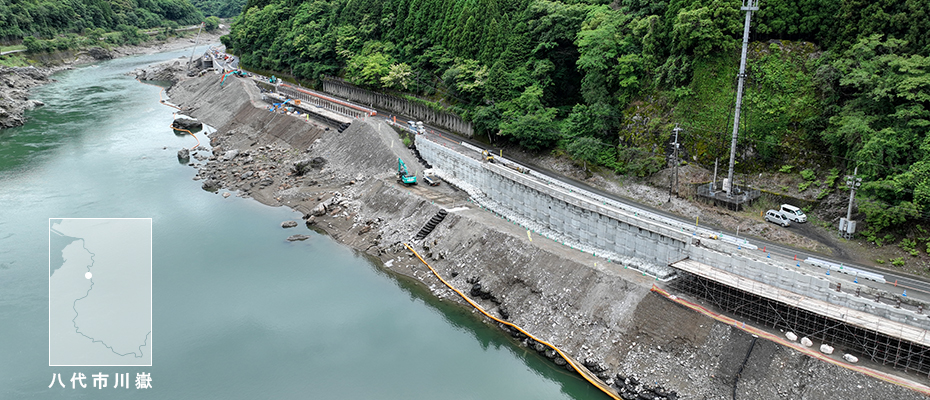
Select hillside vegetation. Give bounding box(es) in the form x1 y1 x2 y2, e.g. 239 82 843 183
223 0 930 241
0 0 205 41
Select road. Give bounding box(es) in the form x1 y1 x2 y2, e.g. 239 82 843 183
418 126 930 301
289 81 930 300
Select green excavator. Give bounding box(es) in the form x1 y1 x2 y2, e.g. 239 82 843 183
398 158 417 185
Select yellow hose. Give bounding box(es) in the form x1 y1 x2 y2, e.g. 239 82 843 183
169 124 201 150
403 243 621 400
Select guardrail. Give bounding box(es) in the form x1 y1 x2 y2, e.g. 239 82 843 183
805 257 886 283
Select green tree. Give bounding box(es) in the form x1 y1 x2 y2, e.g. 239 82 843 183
204 16 221 31
381 62 412 90
346 52 392 88
498 84 560 150
566 136 604 170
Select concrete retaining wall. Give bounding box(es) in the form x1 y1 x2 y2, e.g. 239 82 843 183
418 135 930 332
417 136 689 274
324 79 474 137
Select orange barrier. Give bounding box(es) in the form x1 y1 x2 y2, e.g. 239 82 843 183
136 78 183 110
403 243 621 400
136 78 200 149
650 285 930 396
158 87 182 110
169 124 200 150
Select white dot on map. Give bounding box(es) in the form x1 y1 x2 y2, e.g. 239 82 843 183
85 272 92 279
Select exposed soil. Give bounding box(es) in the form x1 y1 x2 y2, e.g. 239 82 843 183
164 72 930 400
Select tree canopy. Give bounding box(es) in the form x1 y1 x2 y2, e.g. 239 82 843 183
223 0 930 234
0 0 204 40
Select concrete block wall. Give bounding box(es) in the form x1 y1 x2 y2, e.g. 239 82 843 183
419 136 930 332
418 136 689 269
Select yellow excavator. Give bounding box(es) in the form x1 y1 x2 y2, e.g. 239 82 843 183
482 150 495 163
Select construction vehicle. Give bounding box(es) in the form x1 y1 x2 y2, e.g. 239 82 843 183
482 150 495 163
270 98 300 112
423 174 440 186
398 158 417 185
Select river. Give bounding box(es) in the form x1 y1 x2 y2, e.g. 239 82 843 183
0 48 609 398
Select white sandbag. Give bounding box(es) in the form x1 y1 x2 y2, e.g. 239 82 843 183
786 332 798 342
843 353 859 363
820 344 834 354
800 337 813 347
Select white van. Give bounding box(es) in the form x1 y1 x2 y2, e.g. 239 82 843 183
780 204 807 223
765 210 791 227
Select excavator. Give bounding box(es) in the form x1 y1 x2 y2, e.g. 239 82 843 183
398 158 417 185
270 98 301 112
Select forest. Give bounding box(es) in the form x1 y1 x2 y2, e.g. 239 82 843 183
0 0 206 41
189 0 247 18
230 0 927 238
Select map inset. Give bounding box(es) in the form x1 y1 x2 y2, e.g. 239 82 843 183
49 218 152 366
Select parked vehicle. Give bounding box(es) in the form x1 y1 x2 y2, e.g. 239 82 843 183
423 174 440 186
765 209 791 227
780 204 807 223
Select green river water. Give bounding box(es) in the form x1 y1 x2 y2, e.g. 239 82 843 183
0 48 610 399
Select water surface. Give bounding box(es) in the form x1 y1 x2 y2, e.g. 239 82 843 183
0 48 608 399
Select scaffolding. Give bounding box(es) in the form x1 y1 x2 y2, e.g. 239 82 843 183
671 267 930 378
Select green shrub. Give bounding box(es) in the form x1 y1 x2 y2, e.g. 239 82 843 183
798 181 813 192
891 257 905 266
779 165 794 173
824 168 840 188
817 189 831 200
205 16 221 32
800 169 816 181
900 238 917 251
876 258 885 264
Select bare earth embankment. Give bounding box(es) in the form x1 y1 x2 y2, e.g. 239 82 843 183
165 73 928 400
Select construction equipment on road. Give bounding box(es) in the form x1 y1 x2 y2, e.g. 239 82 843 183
482 150 495 163
398 158 417 185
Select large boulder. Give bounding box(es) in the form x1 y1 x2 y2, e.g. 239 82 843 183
310 202 327 217
87 47 112 60
177 148 190 163
291 157 326 176
201 179 220 192
171 117 202 131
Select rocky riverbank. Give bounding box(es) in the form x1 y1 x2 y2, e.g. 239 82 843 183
0 28 226 130
166 72 928 400
0 66 51 129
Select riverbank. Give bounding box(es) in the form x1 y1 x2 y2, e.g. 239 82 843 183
166 72 927 400
0 28 226 130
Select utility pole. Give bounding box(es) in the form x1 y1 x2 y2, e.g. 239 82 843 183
673 124 682 198
188 22 205 71
725 0 759 196
669 124 681 201
844 166 862 238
